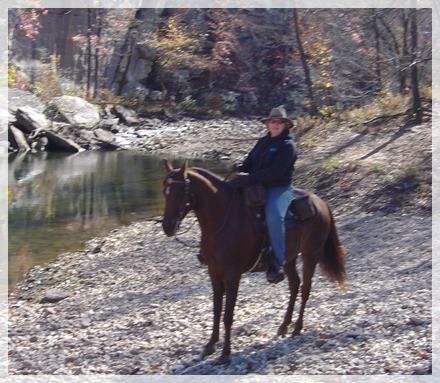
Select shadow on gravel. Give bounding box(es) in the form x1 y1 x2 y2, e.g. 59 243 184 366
170 334 314 375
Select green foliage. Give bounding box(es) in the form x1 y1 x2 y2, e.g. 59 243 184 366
94 88 124 105
124 90 147 110
370 162 386 174
32 55 62 101
155 17 207 76
8 63 32 90
8 64 17 87
318 157 341 172
179 96 198 111
341 87 410 124
62 84 87 99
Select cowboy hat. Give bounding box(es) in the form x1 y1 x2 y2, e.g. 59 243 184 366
261 105 294 129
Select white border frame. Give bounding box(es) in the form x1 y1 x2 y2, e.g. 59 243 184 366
1 1 436 382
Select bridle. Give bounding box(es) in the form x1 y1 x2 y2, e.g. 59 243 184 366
165 175 194 236
165 170 237 248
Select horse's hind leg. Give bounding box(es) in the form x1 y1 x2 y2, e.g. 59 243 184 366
201 277 224 358
292 252 319 336
277 258 300 337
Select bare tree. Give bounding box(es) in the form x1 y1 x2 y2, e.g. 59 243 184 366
410 9 422 123
86 9 92 99
293 9 317 115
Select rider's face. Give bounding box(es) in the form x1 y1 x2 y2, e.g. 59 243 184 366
266 119 288 137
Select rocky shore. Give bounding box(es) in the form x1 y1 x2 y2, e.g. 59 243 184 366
8 88 263 162
8 208 431 375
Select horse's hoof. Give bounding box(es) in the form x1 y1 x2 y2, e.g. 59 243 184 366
277 325 288 337
291 329 301 337
215 355 231 365
201 344 215 359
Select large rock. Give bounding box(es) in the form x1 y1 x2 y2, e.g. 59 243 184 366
112 105 140 126
15 106 50 133
47 96 100 129
98 118 119 131
133 59 153 82
8 88 46 113
40 288 71 304
42 130 83 153
8 126 30 152
93 128 119 151
94 128 115 143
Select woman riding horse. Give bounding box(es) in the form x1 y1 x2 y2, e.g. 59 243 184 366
229 105 297 284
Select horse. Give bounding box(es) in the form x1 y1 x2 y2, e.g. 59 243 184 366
161 159 346 364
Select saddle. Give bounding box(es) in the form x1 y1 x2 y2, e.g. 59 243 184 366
246 187 317 273
244 187 317 228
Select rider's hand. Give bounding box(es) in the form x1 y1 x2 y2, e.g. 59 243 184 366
228 173 251 188
230 162 242 172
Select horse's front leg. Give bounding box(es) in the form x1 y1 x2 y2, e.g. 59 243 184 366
217 275 240 364
201 277 224 358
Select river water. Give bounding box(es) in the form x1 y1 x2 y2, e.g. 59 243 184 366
8 150 230 289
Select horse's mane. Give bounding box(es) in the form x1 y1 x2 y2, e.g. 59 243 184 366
190 167 227 187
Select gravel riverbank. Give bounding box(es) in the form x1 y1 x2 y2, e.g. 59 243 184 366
114 117 266 162
8 208 431 375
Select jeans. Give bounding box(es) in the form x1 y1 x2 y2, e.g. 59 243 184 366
265 185 295 272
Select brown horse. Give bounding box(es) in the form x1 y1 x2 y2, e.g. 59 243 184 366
161 159 346 364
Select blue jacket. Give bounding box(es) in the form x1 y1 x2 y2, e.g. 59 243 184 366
237 128 297 187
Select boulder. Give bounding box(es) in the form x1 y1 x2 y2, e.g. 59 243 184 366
40 288 71 304
43 130 83 152
47 96 100 129
15 106 50 134
98 118 119 131
94 139 120 151
31 136 49 152
112 105 140 126
93 128 119 151
94 128 115 143
8 88 47 113
133 59 154 81
8 126 30 152
8 112 16 125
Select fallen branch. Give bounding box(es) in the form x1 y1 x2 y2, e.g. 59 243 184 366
362 111 410 125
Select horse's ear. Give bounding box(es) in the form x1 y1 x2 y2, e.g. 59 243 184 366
181 160 189 177
164 159 173 173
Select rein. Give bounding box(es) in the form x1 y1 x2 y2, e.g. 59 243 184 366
169 171 236 248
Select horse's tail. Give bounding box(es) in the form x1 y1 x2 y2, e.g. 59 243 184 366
319 202 347 288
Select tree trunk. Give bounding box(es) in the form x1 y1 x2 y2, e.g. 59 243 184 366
86 9 92 99
410 9 422 123
373 10 382 91
93 9 102 99
400 9 410 94
293 9 317 116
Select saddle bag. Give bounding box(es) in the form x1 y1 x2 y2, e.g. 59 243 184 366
244 183 266 208
291 195 316 221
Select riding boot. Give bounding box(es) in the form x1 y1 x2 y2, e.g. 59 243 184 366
266 249 284 283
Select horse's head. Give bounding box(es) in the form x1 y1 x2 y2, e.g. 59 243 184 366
161 159 193 237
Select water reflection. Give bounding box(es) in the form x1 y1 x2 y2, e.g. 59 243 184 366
8 151 230 289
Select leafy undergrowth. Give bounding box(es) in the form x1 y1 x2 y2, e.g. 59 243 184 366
294 112 431 216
